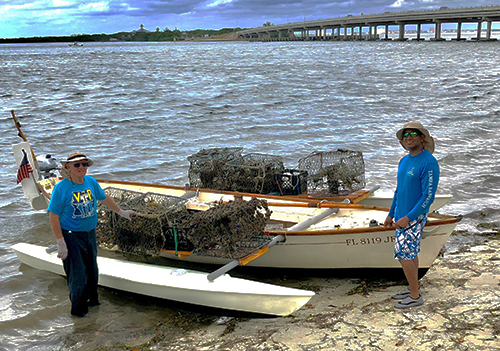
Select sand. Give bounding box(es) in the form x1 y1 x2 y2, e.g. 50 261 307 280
95 232 500 351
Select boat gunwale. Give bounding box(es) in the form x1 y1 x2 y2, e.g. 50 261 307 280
42 178 460 237
265 215 460 236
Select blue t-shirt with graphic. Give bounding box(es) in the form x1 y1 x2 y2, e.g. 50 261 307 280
48 176 107 231
388 149 440 222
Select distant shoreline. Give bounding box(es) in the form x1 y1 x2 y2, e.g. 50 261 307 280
0 28 243 44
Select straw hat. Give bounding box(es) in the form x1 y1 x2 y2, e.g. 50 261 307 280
396 121 435 154
60 152 94 178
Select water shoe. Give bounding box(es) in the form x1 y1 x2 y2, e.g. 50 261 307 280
392 288 421 300
394 295 424 309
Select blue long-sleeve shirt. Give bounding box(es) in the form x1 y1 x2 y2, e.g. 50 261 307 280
388 149 440 222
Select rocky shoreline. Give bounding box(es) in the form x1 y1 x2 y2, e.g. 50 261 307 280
88 231 499 351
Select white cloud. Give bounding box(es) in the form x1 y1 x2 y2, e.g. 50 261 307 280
52 0 76 6
79 1 109 12
205 0 233 9
120 2 140 11
390 0 404 8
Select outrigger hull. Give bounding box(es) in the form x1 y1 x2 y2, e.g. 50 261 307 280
12 243 314 316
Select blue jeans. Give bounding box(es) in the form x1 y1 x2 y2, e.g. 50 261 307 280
62 228 99 316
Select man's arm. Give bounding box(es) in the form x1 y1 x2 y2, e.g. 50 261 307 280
100 195 135 220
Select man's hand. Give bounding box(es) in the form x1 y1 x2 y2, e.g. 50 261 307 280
384 216 394 228
56 237 68 260
395 216 410 229
117 209 136 221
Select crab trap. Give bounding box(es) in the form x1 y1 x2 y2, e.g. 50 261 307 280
187 147 243 189
96 187 273 260
298 149 365 197
223 153 285 194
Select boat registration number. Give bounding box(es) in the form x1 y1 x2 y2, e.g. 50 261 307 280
345 236 395 246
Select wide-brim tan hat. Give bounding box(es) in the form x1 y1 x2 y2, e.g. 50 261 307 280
60 152 94 178
396 121 435 154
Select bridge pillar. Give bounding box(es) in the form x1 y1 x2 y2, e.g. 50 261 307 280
431 22 445 41
453 22 466 41
475 21 482 40
334 27 340 40
397 23 407 41
486 20 492 40
384 25 390 40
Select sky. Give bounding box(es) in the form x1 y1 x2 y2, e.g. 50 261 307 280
1 0 500 38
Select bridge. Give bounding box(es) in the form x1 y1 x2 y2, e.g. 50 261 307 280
238 5 500 41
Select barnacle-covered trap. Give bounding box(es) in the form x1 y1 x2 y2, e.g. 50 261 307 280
299 149 365 197
223 153 285 194
187 147 243 189
179 197 272 259
97 187 274 260
97 187 191 257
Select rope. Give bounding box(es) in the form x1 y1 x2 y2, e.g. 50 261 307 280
173 226 178 255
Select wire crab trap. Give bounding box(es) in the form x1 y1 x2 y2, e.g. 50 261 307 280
176 198 273 259
96 187 145 250
97 188 191 257
187 147 243 189
97 187 273 260
298 149 365 197
223 153 285 194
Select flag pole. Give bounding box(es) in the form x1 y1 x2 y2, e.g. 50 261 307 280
11 110 41 171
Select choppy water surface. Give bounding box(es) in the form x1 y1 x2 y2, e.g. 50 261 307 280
1 41 500 350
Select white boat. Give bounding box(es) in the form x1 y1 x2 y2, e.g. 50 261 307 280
12 243 314 316
11 127 459 275
30 176 460 274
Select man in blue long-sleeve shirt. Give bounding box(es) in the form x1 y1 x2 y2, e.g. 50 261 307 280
384 121 440 309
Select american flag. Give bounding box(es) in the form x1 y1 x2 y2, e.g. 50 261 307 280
17 149 33 184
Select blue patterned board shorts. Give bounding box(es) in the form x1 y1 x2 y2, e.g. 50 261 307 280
394 214 428 260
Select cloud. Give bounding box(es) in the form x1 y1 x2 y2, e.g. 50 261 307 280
390 0 404 7
79 2 110 12
205 0 233 8
1 0 500 38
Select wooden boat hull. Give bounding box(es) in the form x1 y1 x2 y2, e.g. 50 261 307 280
12 243 314 316
160 215 457 269
33 178 460 271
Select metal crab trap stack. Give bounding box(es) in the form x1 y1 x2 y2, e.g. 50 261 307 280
96 187 192 257
187 147 243 190
177 198 273 259
96 187 144 250
97 187 274 261
298 149 365 197
223 153 285 194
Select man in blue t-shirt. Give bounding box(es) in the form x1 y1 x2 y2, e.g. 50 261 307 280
48 152 135 317
384 122 440 309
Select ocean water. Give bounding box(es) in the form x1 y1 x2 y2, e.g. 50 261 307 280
1 40 500 350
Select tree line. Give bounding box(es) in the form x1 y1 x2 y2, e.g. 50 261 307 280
0 27 245 44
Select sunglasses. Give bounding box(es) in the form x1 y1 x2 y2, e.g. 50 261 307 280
403 131 421 138
72 162 89 168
